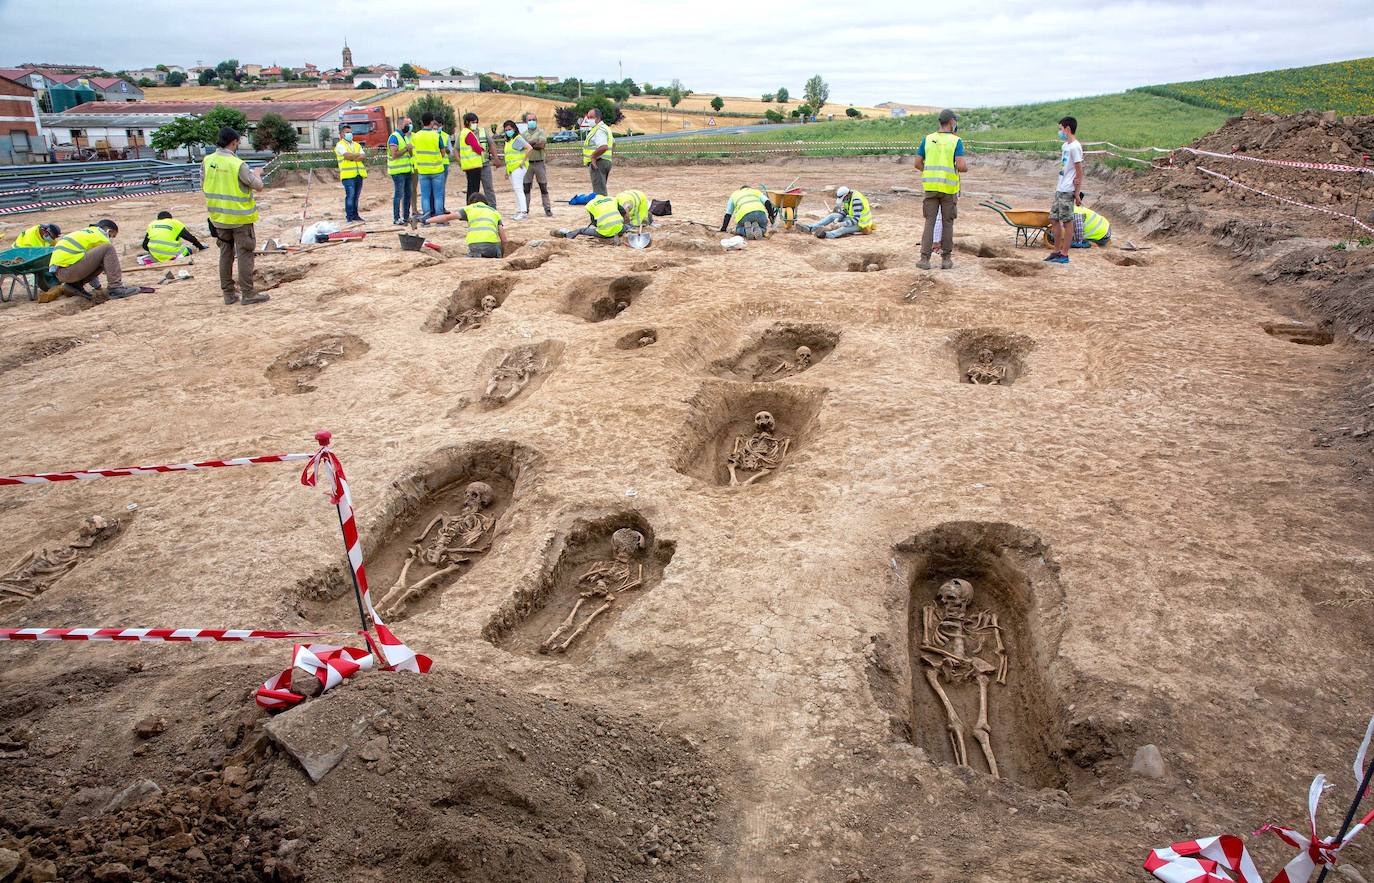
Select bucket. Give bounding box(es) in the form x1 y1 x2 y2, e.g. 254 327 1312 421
399 233 425 252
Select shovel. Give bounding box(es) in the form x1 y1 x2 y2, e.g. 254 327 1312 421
627 222 651 250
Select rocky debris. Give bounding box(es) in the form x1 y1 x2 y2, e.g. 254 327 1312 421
0 848 20 879
105 779 161 812
263 707 353 784
132 715 165 739
1130 745 1167 779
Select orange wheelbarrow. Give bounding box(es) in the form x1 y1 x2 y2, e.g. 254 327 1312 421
980 198 1051 248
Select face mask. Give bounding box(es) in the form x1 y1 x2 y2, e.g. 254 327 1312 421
1057 130 1067 141
505 130 516 138
402 124 411 133
344 132 354 142
525 120 536 130
586 116 595 124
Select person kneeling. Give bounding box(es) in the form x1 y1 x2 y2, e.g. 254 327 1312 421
800 186 873 239
426 193 507 258
559 193 626 242
45 219 140 301
720 184 774 240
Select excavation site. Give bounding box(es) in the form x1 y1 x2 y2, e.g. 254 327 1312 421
2 126 1374 883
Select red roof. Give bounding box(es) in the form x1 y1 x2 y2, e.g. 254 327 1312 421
62 99 352 121
261 67 283 75
0 74 35 94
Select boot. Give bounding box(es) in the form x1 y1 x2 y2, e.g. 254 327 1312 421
107 285 141 298
917 258 932 270
223 292 239 305
240 292 271 305
941 256 954 270
814 229 826 239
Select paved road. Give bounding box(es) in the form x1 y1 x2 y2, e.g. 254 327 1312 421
621 123 808 142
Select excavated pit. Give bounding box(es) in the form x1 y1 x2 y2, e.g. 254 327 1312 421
296 440 540 624
561 275 651 323
1102 251 1147 267
475 340 564 411
1261 321 1334 346
948 328 1036 386
985 258 1047 278
503 244 564 271
615 328 659 350
0 511 131 614
423 276 517 333
264 333 369 395
252 261 314 292
630 258 694 272
483 511 676 657
673 382 825 488
0 335 84 377
807 250 900 273
884 521 1070 789
954 239 1007 259
710 322 840 382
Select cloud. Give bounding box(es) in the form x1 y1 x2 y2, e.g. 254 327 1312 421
2 0 1370 106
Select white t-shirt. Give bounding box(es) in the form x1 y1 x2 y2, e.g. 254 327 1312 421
1057 140 1083 193
588 124 609 149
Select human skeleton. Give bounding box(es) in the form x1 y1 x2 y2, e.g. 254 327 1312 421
919 578 1007 777
727 410 791 486
287 338 345 372
771 346 812 376
376 482 495 616
966 348 1007 385
541 528 645 654
483 348 542 406
2 515 118 602
454 294 499 333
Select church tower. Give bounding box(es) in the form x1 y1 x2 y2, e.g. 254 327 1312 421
342 39 353 70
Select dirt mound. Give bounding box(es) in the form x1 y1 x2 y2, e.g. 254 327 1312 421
1259 244 1374 340
261 671 729 882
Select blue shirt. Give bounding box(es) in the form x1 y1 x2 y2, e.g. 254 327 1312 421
917 134 965 158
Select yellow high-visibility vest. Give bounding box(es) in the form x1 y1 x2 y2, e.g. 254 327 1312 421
49 226 109 269
12 225 51 248
145 218 188 262
464 204 501 245
202 152 259 226
503 134 528 174
728 187 767 229
615 190 649 226
335 140 367 179
411 128 444 175
477 127 492 166
586 195 624 237
1074 205 1110 240
440 130 451 167
458 126 483 170
920 132 961 194
387 131 413 175
845 191 874 229
582 122 614 166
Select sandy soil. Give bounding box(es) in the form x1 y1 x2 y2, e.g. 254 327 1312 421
2 154 1373 882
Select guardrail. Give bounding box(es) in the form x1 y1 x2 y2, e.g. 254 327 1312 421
0 160 204 215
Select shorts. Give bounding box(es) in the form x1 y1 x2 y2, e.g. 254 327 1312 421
1050 191 1076 221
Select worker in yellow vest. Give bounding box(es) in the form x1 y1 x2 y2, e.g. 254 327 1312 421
412 113 446 221
615 189 650 228
915 109 968 270
387 116 414 225
424 193 508 258
800 186 874 239
718 185 774 240
45 219 139 301
203 126 268 305
1072 205 1111 246
457 112 488 204
335 123 367 223
562 193 626 241
140 211 206 263
10 223 59 249
582 107 614 195
437 127 452 214
501 118 532 220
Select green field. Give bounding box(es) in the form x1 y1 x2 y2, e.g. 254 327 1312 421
1134 56 1374 115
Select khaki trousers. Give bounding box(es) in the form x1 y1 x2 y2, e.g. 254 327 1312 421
55 242 122 287
214 223 256 297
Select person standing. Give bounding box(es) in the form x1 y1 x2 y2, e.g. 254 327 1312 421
915 109 968 270
142 210 207 262
583 107 614 195
46 219 138 300
478 121 499 208
203 127 268 305
501 119 532 221
387 115 414 225
335 124 367 223
437 125 452 216
411 113 445 220
1047 115 1083 265
458 112 487 203
521 112 553 217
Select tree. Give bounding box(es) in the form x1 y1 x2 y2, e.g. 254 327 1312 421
166 71 187 87
776 87 789 104
251 112 298 153
198 69 217 86
150 115 211 155
798 103 813 119
761 92 775 103
789 108 802 119
478 73 500 92
534 76 548 93
205 105 250 136
352 66 374 75
572 95 623 125
156 64 168 72
620 78 641 97
608 85 630 102
642 82 655 95
404 94 456 133
846 107 861 118
399 63 417 80
554 106 578 130
137 78 156 88
764 109 784 124
215 59 240 81
358 80 377 89
710 96 724 112
803 75 828 115
668 79 683 108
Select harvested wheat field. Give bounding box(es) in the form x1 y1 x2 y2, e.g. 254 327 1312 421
1 152 1372 882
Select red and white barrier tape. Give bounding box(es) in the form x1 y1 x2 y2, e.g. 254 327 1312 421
0 186 198 216
0 432 431 710
1146 715 1374 883
1176 147 1371 175
1196 166 1374 233
2 174 201 197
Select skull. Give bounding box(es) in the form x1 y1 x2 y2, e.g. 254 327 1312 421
463 481 495 510
937 578 974 618
977 348 995 363
480 295 498 311
79 515 108 538
795 346 812 367
611 528 645 556
614 300 630 314
754 410 775 433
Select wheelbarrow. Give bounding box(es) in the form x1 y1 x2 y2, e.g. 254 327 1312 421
767 188 806 231
0 247 57 303
979 198 1051 248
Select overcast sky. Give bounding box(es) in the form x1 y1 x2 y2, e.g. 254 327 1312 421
2 0 1370 106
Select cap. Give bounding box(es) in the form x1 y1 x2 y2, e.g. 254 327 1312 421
836 186 850 199
41 223 60 237
938 108 958 124
94 218 118 233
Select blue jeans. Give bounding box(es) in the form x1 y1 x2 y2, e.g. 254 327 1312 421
733 210 768 235
342 176 362 220
809 211 861 238
436 167 449 215
390 172 413 222
419 174 442 219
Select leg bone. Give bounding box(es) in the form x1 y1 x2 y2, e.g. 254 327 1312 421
925 667 968 768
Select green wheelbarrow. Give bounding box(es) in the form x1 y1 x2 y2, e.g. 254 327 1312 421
979 198 1051 249
0 247 57 303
